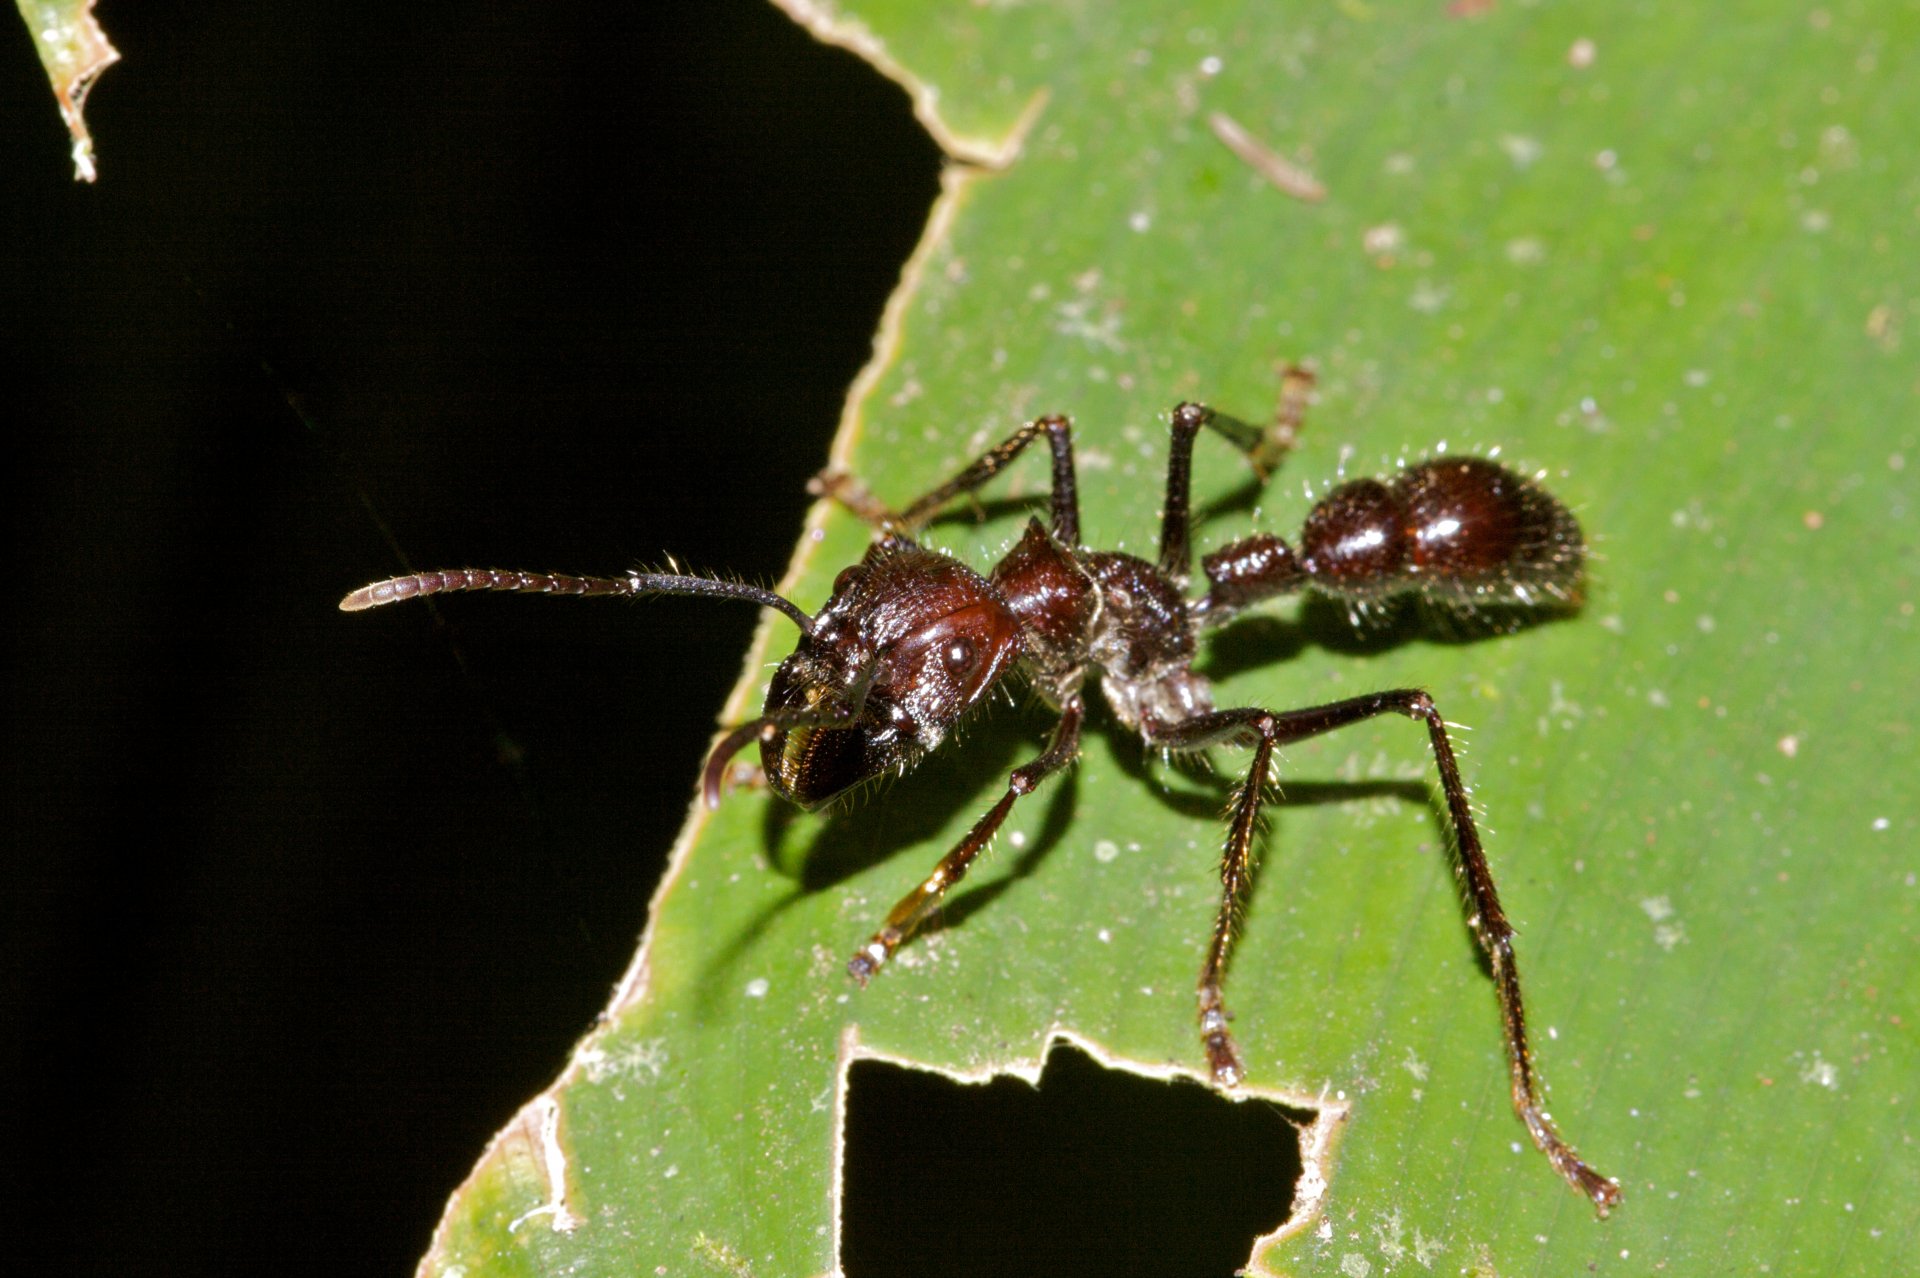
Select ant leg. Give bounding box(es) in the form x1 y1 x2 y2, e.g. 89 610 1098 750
1264 361 1315 469
1141 705 1272 1088
811 416 1079 539
807 470 897 529
1199 364 1315 477
1157 384 1316 581
1156 403 1212 581
1042 420 1080 546
892 414 1079 537
1148 690 1620 1214
848 693 1085 982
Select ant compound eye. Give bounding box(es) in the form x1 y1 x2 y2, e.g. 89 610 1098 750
941 635 976 676
832 565 866 597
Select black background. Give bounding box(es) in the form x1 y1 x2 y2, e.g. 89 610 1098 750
3 2 938 1270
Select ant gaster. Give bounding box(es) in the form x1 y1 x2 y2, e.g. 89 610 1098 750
342 400 1620 1214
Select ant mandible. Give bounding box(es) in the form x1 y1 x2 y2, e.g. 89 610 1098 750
342 397 1620 1214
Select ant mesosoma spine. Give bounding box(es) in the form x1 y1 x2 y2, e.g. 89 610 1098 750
342 401 1617 1214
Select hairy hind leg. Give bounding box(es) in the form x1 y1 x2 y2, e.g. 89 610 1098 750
1146 690 1620 1214
1155 380 1313 583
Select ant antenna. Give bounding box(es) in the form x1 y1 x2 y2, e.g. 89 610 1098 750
338 568 815 635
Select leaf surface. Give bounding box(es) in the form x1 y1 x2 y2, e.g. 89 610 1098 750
420 2 1920 1273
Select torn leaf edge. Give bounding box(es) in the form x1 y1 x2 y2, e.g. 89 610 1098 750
410 20 1341 1276
827 1023 1348 1278
25 0 120 181
411 126 992 1278
770 0 1048 171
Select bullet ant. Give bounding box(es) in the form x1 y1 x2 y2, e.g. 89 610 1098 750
342 396 1619 1213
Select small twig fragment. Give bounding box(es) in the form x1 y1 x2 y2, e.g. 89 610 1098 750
1208 112 1326 203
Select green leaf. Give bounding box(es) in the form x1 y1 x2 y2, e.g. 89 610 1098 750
419 1 1919 1273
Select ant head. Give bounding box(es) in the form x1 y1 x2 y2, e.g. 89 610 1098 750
751 538 1021 811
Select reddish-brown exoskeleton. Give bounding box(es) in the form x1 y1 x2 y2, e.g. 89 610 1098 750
342 401 1619 1213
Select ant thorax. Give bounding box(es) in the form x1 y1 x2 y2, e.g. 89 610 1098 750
984 518 1218 733
1078 551 1216 734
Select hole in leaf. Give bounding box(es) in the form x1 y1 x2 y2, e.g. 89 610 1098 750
842 1042 1306 1277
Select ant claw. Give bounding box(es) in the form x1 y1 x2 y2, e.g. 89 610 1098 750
1200 1002 1245 1086
846 941 888 986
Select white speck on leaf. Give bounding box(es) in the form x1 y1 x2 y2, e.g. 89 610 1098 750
1363 223 1405 255
1640 896 1686 950
1499 134 1543 167
1374 1208 1407 1261
1506 236 1546 264
1408 280 1449 313
1800 1052 1839 1089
